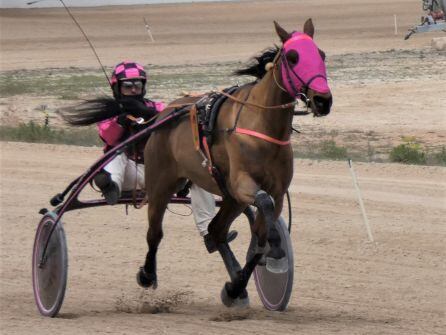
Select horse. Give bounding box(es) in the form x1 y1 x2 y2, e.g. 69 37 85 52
137 19 332 307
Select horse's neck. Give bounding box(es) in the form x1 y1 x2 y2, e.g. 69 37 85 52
245 69 294 136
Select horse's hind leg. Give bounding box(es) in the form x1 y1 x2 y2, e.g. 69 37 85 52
205 197 249 306
208 197 245 279
137 178 179 289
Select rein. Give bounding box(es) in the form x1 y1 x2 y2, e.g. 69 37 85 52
216 89 293 146
217 90 296 111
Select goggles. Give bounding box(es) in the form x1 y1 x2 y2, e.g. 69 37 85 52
120 80 144 90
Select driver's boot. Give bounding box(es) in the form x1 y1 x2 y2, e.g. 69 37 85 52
94 171 120 205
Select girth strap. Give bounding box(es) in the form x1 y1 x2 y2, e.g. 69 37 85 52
235 127 291 146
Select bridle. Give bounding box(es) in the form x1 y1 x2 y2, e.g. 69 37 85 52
271 51 311 112
273 33 328 112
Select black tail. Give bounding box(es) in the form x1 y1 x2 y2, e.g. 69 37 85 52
59 97 122 126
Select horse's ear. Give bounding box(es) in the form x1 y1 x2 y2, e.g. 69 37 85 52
303 18 315 38
274 21 291 43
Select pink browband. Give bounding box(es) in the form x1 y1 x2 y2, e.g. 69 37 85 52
235 127 291 146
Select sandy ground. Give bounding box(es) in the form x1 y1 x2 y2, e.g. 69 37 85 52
1 141 445 334
1 0 446 334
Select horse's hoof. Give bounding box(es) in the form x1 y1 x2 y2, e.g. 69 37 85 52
266 256 288 274
136 267 158 289
220 283 249 308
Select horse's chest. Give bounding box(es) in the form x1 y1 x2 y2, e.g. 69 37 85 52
237 141 293 182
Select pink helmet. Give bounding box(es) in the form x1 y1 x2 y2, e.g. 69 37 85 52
110 61 147 99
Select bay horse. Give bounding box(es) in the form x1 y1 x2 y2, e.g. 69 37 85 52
138 19 332 307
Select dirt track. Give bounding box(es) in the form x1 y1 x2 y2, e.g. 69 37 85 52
1 142 445 334
1 0 446 334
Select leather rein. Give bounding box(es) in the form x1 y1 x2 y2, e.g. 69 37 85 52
128 45 309 149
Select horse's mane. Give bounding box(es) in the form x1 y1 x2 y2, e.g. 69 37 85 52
233 46 279 79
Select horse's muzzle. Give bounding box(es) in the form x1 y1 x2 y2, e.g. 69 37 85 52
311 94 332 117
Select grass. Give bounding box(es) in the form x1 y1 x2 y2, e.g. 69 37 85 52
432 146 446 165
2 49 444 100
1 63 444 166
0 63 249 103
0 70 109 100
319 140 348 160
294 140 348 161
388 137 446 166
1 123 444 166
0 121 102 147
390 142 426 165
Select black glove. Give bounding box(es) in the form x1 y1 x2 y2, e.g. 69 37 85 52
119 98 156 119
117 113 131 127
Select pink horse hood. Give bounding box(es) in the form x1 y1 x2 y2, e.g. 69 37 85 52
98 100 165 147
281 33 330 95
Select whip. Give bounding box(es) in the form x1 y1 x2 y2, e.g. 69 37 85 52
27 0 111 86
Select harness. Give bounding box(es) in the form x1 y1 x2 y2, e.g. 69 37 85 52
135 34 327 203
196 85 240 147
184 36 327 197
188 80 294 197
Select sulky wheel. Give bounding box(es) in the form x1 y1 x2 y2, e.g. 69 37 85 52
253 216 294 311
32 212 68 317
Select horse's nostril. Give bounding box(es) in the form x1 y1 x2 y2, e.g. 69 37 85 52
313 95 332 115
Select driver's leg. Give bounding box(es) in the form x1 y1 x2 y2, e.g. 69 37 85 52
121 158 145 191
190 184 215 237
94 153 126 205
190 184 238 253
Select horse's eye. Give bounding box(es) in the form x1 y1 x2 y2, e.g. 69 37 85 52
319 49 326 61
286 50 299 65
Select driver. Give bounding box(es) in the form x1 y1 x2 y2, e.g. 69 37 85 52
94 61 236 252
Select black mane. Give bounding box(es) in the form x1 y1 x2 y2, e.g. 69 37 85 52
234 46 280 79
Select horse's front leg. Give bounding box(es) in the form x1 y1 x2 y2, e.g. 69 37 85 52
253 191 288 273
136 199 168 289
220 192 287 303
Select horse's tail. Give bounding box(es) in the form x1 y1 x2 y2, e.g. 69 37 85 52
58 97 122 126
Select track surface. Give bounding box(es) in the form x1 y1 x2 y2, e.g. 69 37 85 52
1 142 444 334
1 0 445 333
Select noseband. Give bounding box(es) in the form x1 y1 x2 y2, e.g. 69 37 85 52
280 52 327 98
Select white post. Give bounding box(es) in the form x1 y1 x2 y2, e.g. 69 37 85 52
143 18 155 42
348 159 374 242
394 14 398 35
